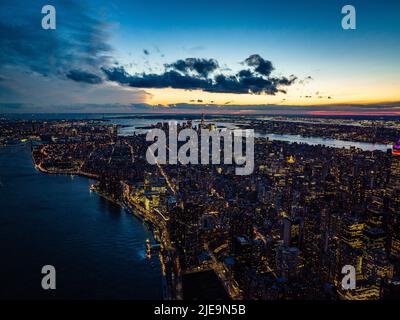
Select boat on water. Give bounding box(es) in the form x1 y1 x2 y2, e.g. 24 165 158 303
393 140 400 156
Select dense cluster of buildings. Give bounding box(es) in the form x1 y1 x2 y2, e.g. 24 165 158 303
2 117 400 300
161 126 400 300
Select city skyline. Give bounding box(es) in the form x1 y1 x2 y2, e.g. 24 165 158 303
2 114 400 300
0 0 400 114
2 0 400 305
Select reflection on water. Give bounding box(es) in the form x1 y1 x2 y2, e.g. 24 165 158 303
257 133 392 152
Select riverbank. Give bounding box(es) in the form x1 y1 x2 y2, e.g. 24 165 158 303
32 150 99 179
32 149 158 239
30 147 174 298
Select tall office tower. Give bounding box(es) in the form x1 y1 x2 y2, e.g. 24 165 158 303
388 221 400 258
169 202 203 271
232 236 254 292
275 245 303 281
364 248 394 281
363 227 386 250
341 216 365 249
283 216 303 248
335 246 381 300
336 216 366 286
323 172 336 202
366 195 386 228
390 145 400 188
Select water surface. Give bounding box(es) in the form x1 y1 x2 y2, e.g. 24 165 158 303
0 145 162 299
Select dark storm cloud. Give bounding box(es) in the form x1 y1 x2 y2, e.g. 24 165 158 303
102 67 212 89
0 0 112 77
165 58 219 78
211 73 296 95
66 70 103 84
103 55 298 95
243 54 274 76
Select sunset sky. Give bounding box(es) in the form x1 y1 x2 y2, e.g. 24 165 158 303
0 0 399 114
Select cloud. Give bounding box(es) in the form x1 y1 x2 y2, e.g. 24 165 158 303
0 0 113 77
103 55 298 95
66 70 103 84
243 54 274 76
0 67 149 110
165 58 219 78
102 67 212 89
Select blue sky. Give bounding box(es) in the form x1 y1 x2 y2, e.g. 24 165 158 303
0 0 399 114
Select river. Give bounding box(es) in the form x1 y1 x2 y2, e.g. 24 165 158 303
256 133 392 152
0 145 163 299
111 117 392 152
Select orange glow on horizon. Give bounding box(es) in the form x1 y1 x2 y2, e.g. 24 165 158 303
144 87 400 108
307 110 400 116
